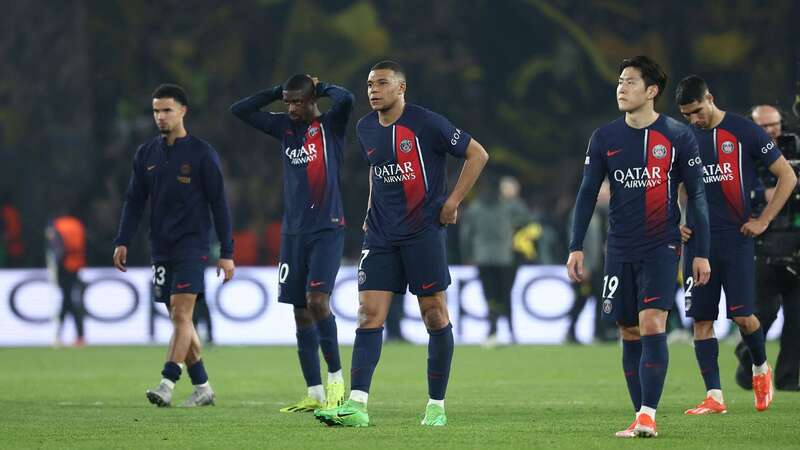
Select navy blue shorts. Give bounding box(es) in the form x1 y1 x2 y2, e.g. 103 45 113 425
152 257 207 305
683 236 755 320
601 245 680 326
278 228 344 307
358 226 451 296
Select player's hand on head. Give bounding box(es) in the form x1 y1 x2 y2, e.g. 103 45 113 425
740 218 769 238
679 225 692 243
217 258 235 283
566 251 585 283
692 257 711 286
112 246 127 272
439 199 459 225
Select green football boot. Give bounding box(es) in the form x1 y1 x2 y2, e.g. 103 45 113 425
324 380 345 409
315 399 369 427
279 396 324 413
421 403 447 426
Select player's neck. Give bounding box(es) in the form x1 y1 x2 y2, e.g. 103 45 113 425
709 108 725 129
378 100 405 127
165 126 188 146
625 106 659 129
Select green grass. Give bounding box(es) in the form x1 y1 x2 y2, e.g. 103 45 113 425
0 343 795 449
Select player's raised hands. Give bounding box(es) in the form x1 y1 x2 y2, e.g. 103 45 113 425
112 245 128 272
439 199 459 225
217 258 235 283
679 225 692 243
566 251 585 283
692 257 711 287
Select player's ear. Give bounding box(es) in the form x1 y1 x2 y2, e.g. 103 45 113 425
647 84 658 100
398 79 407 96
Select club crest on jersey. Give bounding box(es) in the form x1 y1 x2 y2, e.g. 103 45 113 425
180 163 191 175
651 144 668 159
308 126 319 137
721 141 735 154
685 298 692 311
603 299 612 314
399 139 413 153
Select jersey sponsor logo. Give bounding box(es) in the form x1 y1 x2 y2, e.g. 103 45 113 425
761 140 776 154
373 161 417 183
606 149 623 157
651 144 668 159
721 141 735 154
399 139 413 153
284 143 319 165
450 128 463 146
176 176 191 184
612 167 663 188
701 162 734 183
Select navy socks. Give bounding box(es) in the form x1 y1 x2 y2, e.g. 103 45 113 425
427 323 454 400
351 327 384 393
622 339 642 412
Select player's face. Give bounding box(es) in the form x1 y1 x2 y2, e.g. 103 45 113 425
152 98 186 135
283 90 315 123
679 96 714 129
367 69 405 112
616 67 655 113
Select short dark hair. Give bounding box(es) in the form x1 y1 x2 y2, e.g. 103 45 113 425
282 74 315 98
675 75 709 106
370 60 405 79
618 55 668 103
152 83 188 106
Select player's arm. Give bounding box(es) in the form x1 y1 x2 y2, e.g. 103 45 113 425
567 132 605 283
229 86 284 137
113 148 148 272
363 169 373 232
315 81 355 134
677 184 692 243
679 134 711 286
202 150 235 283
440 138 489 225
741 157 798 237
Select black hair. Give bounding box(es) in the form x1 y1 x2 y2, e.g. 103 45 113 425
675 75 709 106
282 74 315 98
370 60 406 79
618 55 668 103
152 83 189 106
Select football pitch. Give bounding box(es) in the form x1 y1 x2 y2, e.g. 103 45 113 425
0 342 796 449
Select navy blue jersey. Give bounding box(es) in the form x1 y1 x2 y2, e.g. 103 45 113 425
570 115 710 261
687 113 782 237
357 104 471 242
114 134 234 261
230 83 354 234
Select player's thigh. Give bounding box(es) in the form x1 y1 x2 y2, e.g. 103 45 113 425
683 244 722 321
307 228 345 295
636 250 680 315
720 238 756 319
600 258 638 327
401 227 451 296
278 233 309 307
357 236 406 295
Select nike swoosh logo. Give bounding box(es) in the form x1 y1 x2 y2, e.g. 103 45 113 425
643 296 660 304
729 305 745 312
644 362 658 369
607 149 623 157
310 281 325 288
422 282 438 290
176 282 191 289
147 165 157 171
336 412 356 417
367 148 376 156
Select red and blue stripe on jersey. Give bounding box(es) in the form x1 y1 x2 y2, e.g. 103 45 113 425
569 115 710 261
688 113 782 236
358 104 470 243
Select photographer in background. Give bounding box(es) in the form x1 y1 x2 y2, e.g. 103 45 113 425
734 104 800 391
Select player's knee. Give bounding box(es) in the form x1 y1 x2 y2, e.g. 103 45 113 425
693 320 714 339
293 307 314 328
618 324 640 340
306 293 331 319
420 303 449 330
733 315 760 334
